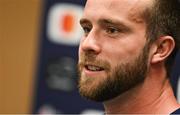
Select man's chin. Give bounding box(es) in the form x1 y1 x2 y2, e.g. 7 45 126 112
78 76 106 102
79 88 105 102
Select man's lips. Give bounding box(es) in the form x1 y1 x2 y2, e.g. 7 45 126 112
79 62 109 77
83 64 105 72
84 64 105 72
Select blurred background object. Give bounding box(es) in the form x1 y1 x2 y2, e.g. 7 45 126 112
0 0 180 114
0 0 42 113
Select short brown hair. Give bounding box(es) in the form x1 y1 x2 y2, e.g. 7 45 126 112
145 0 180 76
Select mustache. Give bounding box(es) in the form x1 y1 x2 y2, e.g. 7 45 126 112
78 52 111 71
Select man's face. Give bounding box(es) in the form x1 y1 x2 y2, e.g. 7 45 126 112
78 0 152 101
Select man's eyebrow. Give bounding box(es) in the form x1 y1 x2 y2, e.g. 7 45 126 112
79 18 91 25
79 18 131 32
98 19 132 32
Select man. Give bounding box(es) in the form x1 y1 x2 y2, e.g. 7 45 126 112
78 0 180 114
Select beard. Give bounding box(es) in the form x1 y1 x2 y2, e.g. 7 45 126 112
78 44 150 102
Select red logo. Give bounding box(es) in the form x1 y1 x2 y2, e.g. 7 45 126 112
62 14 74 34
47 3 83 45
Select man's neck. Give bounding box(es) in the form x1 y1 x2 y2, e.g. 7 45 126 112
103 66 180 114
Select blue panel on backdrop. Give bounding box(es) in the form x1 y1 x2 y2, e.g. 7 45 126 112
33 0 104 114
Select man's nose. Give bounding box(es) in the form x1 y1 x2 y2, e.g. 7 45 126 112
80 31 101 54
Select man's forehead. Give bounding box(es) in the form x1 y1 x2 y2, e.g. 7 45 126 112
84 0 154 23
127 0 154 23
85 0 153 9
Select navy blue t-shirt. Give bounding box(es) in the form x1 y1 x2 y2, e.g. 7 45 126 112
171 108 180 114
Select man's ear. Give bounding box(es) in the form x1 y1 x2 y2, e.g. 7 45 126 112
151 36 175 64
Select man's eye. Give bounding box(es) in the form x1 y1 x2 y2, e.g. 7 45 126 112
106 27 119 34
82 26 91 35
